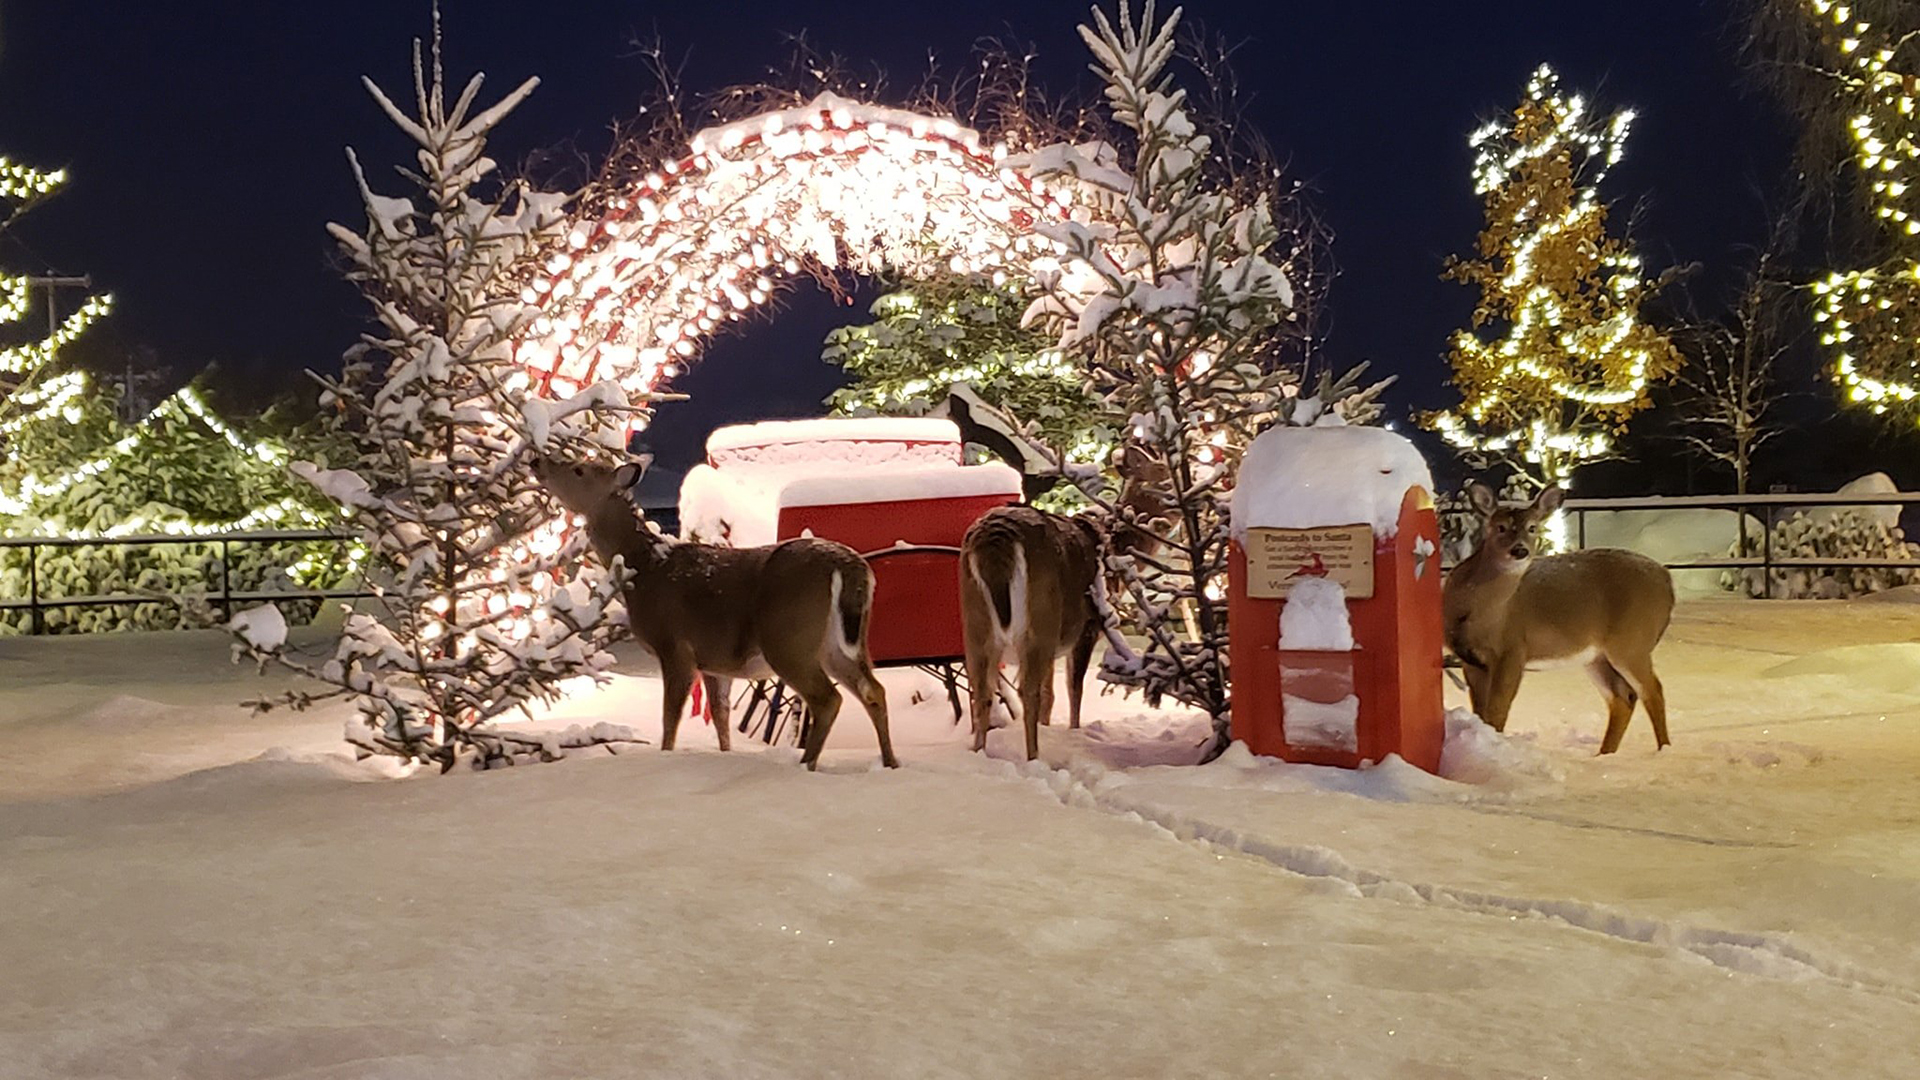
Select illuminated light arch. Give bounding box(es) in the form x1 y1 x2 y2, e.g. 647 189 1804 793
512 92 1088 419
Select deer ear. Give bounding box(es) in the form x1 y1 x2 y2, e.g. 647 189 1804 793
1467 482 1498 516
613 457 648 490
1534 486 1564 514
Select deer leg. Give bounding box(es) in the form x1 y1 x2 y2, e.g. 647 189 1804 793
940 663 963 727
963 644 997 753
1461 664 1485 719
1613 652 1671 751
704 674 733 752
836 656 896 769
658 656 696 752
793 675 844 772
1481 653 1525 734
1066 624 1098 730
1019 644 1056 762
1586 657 1637 755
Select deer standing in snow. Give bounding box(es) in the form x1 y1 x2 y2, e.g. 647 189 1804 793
1445 483 1676 754
960 505 1106 761
533 456 896 770
958 445 1174 761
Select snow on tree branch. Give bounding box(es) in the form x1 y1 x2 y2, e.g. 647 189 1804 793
233 11 645 771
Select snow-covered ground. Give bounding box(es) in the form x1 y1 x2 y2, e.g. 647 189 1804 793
3 597 1919 1078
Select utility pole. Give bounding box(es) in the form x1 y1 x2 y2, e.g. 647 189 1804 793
19 274 96 413
24 274 91 342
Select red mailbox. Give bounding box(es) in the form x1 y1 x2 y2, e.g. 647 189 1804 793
1227 426 1445 773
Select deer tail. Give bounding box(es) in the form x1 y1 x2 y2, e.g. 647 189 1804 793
829 566 870 661
966 538 1026 644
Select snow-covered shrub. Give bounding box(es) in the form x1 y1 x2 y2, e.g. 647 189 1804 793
1724 509 1920 599
0 379 354 635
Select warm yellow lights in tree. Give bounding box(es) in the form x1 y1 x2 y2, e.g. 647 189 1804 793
1430 64 1678 488
1800 0 1920 418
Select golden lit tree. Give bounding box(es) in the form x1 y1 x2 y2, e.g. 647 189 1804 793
0 157 113 453
1792 0 1920 418
1431 65 1680 489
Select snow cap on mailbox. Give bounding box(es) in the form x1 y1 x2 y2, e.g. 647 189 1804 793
1231 424 1434 539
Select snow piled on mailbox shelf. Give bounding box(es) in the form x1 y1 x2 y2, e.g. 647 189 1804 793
1276 577 1360 753
1278 577 1354 651
1231 425 1433 540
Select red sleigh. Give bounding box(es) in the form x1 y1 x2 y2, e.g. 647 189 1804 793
677 417 1022 738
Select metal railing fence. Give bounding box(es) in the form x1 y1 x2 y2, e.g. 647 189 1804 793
0 529 370 634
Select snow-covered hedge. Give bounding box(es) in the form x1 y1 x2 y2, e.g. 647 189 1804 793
1723 509 1920 599
0 533 352 635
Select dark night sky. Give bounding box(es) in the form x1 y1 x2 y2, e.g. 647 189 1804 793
0 1 1796 473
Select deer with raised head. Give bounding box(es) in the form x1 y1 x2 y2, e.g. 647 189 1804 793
1445 483 1676 754
958 444 1173 761
532 455 896 770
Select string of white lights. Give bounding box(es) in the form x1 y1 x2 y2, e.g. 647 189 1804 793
1433 64 1666 485
1802 0 1920 416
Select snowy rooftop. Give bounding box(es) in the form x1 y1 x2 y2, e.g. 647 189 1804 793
680 460 1021 546
705 417 961 460
1231 425 1434 539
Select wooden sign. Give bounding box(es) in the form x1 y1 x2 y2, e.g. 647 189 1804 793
1245 525 1375 599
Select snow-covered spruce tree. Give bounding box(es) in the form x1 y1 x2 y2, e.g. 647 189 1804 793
1017 2 1340 753
231 17 641 770
824 274 1110 508
1429 65 1680 492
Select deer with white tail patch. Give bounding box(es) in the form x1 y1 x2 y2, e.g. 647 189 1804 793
957 446 1174 761
960 505 1106 762
1445 483 1676 754
533 456 896 770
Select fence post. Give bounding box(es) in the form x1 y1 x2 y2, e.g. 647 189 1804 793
1762 505 1774 600
220 538 233 624
1577 508 1587 550
27 542 41 635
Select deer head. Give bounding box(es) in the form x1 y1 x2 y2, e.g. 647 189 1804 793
1465 482 1563 574
531 454 650 517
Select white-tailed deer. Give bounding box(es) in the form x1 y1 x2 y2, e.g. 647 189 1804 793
1445 483 1676 754
533 456 896 770
960 505 1106 761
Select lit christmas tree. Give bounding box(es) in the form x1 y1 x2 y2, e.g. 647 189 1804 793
1430 65 1679 490
1794 0 1920 418
0 156 113 474
232 14 642 769
823 274 1109 503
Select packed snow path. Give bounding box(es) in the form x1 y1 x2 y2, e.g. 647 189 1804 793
2 596 1919 1077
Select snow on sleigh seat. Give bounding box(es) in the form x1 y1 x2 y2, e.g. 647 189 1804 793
678 418 1022 732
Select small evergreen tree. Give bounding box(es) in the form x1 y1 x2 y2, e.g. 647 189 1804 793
1020 1 1322 754
233 13 642 769
1429 65 1680 490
